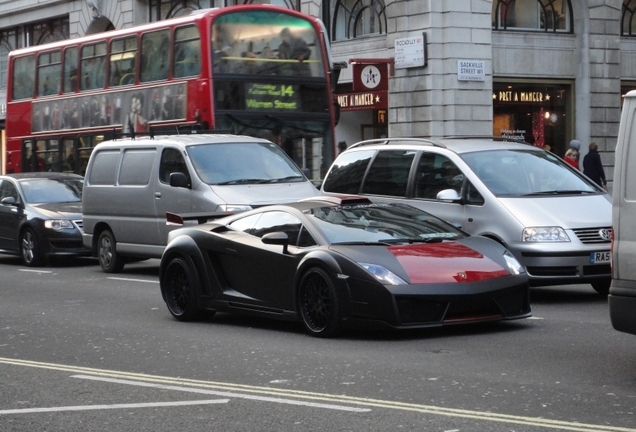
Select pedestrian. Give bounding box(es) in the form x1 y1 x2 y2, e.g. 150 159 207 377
564 139 581 169
337 141 347 154
582 142 607 189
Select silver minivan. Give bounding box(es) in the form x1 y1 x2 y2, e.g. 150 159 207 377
82 134 319 272
321 137 612 294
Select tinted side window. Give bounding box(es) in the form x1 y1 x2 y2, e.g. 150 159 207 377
251 211 307 246
88 150 120 185
119 149 156 186
362 150 415 197
0 180 18 201
159 147 190 184
229 213 261 233
322 150 375 194
414 153 464 199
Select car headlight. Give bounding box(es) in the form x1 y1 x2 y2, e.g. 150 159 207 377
44 219 75 231
217 204 252 213
522 227 570 242
359 262 407 285
503 250 525 275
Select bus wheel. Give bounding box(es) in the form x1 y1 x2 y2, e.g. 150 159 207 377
98 230 125 273
21 228 43 267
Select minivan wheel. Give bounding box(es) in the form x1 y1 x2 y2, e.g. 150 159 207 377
592 279 611 296
21 228 43 267
97 230 125 273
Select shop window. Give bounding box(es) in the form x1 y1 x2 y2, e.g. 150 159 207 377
331 0 387 41
623 0 636 36
492 0 572 33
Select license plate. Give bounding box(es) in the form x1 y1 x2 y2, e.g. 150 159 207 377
590 251 611 264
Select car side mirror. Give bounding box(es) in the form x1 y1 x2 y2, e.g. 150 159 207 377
1 196 17 206
169 172 190 189
262 231 289 254
437 188 462 203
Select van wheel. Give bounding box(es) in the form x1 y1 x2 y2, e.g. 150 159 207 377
592 279 611 296
98 230 125 273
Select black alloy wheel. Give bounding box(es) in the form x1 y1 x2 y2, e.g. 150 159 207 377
298 267 341 338
20 228 43 267
97 230 125 273
161 256 203 321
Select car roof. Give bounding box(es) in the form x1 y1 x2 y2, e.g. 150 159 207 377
2 172 84 181
347 137 541 155
97 134 273 149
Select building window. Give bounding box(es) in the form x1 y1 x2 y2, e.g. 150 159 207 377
223 0 299 9
623 0 636 36
331 0 387 41
492 0 572 32
150 0 203 21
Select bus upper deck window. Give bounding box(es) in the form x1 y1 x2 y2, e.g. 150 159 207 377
174 25 201 78
12 55 35 100
141 30 170 82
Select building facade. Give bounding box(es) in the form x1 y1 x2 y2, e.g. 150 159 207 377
0 0 629 183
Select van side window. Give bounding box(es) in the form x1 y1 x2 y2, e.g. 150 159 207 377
88 150 120 185
414 153 464 199
119 149 155 186
159 148 190 185
363 150 414 197
322 150 375 194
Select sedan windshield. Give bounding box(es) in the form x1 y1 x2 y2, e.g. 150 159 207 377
20 178 83 203
305 203 465 244
460 149 600 197
188 142 305 185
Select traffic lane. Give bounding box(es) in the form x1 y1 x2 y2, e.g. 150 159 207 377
0 359 630 432
1 257 636 429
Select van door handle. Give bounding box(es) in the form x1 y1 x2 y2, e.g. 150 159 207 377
155 192 162 199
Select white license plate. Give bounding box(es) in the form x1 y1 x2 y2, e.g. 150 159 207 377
590 251 611 264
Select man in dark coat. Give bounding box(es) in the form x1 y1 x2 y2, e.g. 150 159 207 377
582 142 607 188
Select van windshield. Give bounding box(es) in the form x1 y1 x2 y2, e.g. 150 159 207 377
187 141 305 185
461 149 602 197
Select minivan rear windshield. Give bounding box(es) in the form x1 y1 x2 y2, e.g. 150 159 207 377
187 142 305 185
460 149 601 197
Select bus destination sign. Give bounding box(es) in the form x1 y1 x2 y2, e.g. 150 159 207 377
245 83 300 111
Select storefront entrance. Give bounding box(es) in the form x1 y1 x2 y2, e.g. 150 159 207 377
493 81 572 157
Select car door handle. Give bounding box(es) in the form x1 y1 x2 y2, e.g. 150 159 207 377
155 192 162 199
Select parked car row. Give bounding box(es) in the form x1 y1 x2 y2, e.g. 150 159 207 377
0 134 614 337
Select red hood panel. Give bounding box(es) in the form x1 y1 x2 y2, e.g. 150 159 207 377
388 242 509 284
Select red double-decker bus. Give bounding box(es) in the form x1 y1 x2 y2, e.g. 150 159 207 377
4 5 339 180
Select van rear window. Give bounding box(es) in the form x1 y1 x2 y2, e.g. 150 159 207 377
88 151 120 185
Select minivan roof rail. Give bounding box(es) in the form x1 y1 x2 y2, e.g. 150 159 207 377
348 138 447 149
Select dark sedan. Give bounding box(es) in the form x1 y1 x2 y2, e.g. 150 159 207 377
160 196 531 337
0 173 87 266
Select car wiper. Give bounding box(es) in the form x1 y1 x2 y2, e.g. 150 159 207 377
522 190 594 196
216 178 271 185
267 175 305 183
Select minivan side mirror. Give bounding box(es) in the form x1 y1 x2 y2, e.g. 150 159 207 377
169 172 190 189
437 189 462 203
262 231 289 254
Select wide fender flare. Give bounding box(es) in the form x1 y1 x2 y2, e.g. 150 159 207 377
160 234 208 300
295 250 343 285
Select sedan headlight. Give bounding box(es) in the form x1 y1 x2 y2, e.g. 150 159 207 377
503 250 525 275
359 262 407 285
44 219 75 231
522 227 570 242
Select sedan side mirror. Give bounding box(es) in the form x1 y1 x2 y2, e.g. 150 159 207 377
437 189 462 203
262 231 289 254
1 196 17 206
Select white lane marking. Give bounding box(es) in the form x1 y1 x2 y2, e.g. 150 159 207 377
18 269 53 274
107 277 159 284
527 316 544 320
72 375 371 413
0 399 228 415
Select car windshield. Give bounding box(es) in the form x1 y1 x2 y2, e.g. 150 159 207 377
305 203 465 244
20 178 83 203
460 149 600 197
187 142 305 185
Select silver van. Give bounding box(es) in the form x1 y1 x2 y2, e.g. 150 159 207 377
321 137 612 294
609 90 636 334
82 134 319 272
